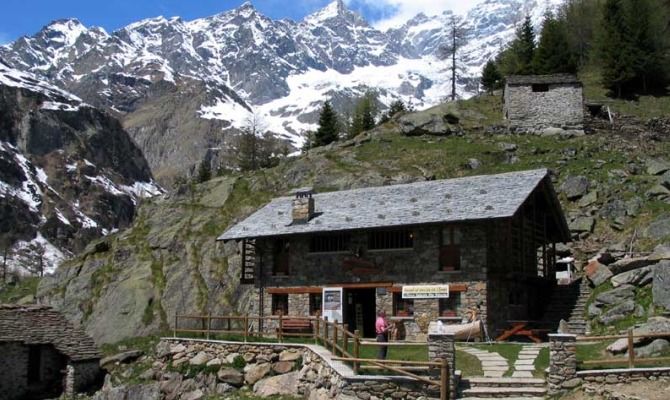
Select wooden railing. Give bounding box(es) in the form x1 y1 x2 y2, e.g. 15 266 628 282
577 330 670 369
174 314 450 400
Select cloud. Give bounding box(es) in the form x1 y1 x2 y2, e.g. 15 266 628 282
346 0 486 30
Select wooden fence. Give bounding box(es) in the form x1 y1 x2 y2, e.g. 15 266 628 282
174 314 450 400
577 330 670 369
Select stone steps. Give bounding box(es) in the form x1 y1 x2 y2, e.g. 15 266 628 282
461 387 548 398
463 377 546 388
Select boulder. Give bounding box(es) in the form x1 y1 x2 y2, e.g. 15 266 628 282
599 199 627 220
206 358 222 367
557 319 570 334
578 191 598 207
245 363 272 385
645 215 670 240
646 184 670 199
397 111 459 136
652 261 670 310
182 389 204 400
541 127 564 136
661 170 670 190
217 367 244 387
189 351 211 366
598 299 636 324
609 257 655 275
100 350 144 367
594 284 635 307
569 216 595 233
225 353 240 364
625 197 643 217
466 158 481 170
253 371 300 397
498 142 518 152
646 158 670 175
635 339 670 358
272 360 294 374
93 383 161 400
587 303 602 317
279 349 302 362
214 383 234 395
584 260 613 287
169 344 186 355
649 244 670 262
607 317 670 353
610 266 655 288
561 176 590 200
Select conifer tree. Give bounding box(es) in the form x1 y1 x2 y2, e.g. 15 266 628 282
314 101 339 146
481 60 503 94
533 13 577 74
624 0 668 93
379 100 407 123
196 160 212 183
598 0 635 97
497 16 536 76
348 92 377 138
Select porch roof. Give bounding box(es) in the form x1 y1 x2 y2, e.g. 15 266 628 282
219 169 570 242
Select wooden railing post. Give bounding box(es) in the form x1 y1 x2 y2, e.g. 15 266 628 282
628 328 635 368
343 324 349 357
333 323 339 355
440 358 449 400
173 314 177 338
227 317 231 333
243 314 249 342
314 317 320 345
206 314 211 340
353 329 360 374
278 313 284 343
323 317 329 347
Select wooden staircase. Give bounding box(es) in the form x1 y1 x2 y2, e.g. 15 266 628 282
541 277 591 335
459 377 547 399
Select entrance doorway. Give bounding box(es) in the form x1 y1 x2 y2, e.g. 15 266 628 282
344 288 376 338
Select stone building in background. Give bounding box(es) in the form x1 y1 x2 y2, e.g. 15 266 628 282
0 304 102 400
504 74 584 131
219 169 570 340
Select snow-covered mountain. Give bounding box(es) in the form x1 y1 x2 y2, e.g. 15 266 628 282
0 0 563 182
0 61 161 274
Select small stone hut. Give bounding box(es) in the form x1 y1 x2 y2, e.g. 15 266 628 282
0 304 102 400
504 74 584 130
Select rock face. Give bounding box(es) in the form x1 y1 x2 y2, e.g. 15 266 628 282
610 266 655 288
594 285 636 307
397 105 461 136
0 62 160 273
652 261 670 310
561 176 590 200
585 260 613 287
598 300 636 324
645 215 670 240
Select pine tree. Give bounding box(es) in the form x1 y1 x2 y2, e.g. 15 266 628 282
497 16 537 76
314 101 339 147
196 160 212 183
348 93 377 138
624 0 668 93
533 13 577 74
379 100 407 123
598 0 636 97
481 60 503 94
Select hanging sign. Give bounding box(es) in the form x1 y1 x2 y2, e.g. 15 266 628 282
402 285 450 299
322 287 343 323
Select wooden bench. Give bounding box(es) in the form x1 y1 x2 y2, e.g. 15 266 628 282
278 319 313 335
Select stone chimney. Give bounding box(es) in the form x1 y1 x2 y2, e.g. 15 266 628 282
292 188 315 224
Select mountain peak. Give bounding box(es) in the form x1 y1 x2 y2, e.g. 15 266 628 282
305 0 366 26
40 18 87 46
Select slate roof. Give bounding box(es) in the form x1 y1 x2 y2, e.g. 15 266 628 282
219 169 565 241
506 74 581 85
0 304 101 361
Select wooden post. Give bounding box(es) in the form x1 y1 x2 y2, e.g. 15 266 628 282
278 313 284 343
333 323 339 355
440 358 449 400
343 324 349 357
227 317 231 333
323 317 329 347
243 314 249 343
628 328 635 368
353 329 360 374
314 317 320 345
206 314 211 340
173 314 177 338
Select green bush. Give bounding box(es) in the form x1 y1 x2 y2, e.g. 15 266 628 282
232 355 246 370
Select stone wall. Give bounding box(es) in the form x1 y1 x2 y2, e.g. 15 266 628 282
71 360 102 392
0 342 28 400
504 83 584 130
153 338 445 400
548 333 579 396
578 367 670 384
428 329 457 399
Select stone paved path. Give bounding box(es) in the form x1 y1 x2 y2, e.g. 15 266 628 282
511 344 544 378
460 347 510 377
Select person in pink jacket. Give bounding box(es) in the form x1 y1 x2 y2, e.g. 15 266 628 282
375 310 389 359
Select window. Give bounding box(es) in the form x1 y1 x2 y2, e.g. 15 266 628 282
309 293 322 316
272 238 290 276
439 294 461 317
393 293 414 316
368 230 414 250
440 226 461 271
309 234 351 253
272 294 288 315
532 83 549 92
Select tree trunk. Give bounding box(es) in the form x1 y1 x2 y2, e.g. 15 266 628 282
451 25 457 101
2 248 6 284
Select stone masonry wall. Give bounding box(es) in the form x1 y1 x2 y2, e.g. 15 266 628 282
548 334 580 395
0 342 28 400
504 83 584 130
579 368 670 384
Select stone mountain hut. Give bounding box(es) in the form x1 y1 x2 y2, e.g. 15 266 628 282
504 74 584 130
0 304 102 400
219 169 571 340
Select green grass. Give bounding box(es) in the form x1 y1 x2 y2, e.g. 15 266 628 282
456 349 484 377
100 335 162 357
470 343 522 377
533 347 549 378
0 276 39 303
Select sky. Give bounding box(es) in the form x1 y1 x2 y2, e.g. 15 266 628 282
0 0 484 44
